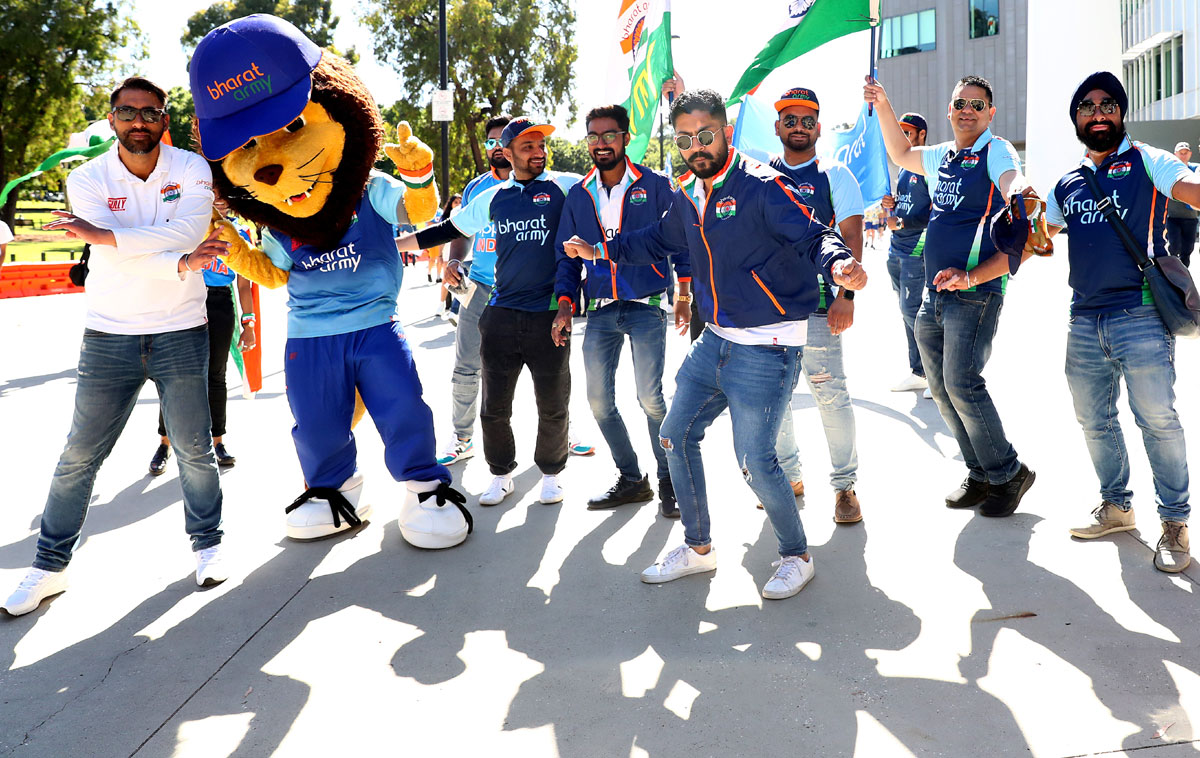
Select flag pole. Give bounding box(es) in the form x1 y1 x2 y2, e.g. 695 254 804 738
868 22 877 115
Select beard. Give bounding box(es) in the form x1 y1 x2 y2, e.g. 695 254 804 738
685 140 729 180
1076 120 1125 153
784 132 814 152
118 126 163 155
591 148 623 172
488 152 511 170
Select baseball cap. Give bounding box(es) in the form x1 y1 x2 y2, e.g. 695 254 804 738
899 113 928 134
989 198 1028 275
189 14 323 160
1176 141 1192 152
500 118 556 147
774 87 819 113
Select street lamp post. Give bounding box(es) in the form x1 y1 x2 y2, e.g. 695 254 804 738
439 0 449 196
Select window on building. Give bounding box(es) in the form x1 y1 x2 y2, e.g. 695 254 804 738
1174 36 1184 96
969 0 999 39
880 9 936 58
1126 34 1184 111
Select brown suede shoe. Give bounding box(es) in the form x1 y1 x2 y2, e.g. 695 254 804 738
834 489 862 524
756 481 804 510
1155 521 1191 573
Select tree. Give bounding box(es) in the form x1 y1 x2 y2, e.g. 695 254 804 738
0 0 141 225
545 137 590 176
166 86 197 152
181 0 357 63
362 0 576 186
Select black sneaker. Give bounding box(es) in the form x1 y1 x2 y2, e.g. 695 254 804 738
658 476 679 519
149 444 171 476
980 464 1036 518
587 475 654 510
945 477 989 509
215 443 236 468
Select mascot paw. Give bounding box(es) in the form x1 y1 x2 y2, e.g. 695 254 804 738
284 473 371 541
383 121 434 173
398 481 472 549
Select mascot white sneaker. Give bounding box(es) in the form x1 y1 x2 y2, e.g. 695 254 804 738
398 481 473 549
285 473 370 541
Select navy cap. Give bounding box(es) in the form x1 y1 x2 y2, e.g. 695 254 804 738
189 14 323 160
990 197 1028 275
775 87 819 113
500 118 555 148
1070 71 1128 123
899 113 928 134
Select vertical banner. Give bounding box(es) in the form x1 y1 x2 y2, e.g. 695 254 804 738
831 102 891 206
610 0 674 163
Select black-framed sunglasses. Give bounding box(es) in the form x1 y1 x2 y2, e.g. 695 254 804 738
673 130 719 150
951 98 988 112
781 114 817 130
585 131 626 146
1076 99 1119 117
484 138 502 150
111 106 167 123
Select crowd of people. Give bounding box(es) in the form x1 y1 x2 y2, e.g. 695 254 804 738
3 64 1197 618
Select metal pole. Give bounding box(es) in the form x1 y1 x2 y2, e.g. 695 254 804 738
439 0 449 196
659 110 664 170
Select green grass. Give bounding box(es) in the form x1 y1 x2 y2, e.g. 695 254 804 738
6 239 85 263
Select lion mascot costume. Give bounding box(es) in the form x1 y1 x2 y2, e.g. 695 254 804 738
187 14 471 548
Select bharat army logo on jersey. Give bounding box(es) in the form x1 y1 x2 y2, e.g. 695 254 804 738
962 153 980 169
715 197 736 219
796 182 816 198
160 182 181 203
1108 161 1132 180
629 187 648 204
533 192 552 206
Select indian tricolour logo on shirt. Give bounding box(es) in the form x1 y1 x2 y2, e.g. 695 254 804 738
797 182 815 198
962 153 980 169
629 187 648 204
533 192 551 206
160 182 181 203
1108 161 1132 180
715 197 736 219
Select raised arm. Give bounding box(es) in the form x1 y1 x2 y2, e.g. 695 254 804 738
863 78 927 176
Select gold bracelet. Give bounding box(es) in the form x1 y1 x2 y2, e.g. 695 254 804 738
677 293 692 303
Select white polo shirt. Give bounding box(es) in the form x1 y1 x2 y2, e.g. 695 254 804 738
66 143 214 334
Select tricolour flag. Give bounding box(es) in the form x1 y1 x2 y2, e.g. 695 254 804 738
608 0 674 163
727 0 880 107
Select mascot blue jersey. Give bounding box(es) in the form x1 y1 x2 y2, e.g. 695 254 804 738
261 171 409 338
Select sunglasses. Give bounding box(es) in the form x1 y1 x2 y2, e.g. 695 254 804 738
781 114 817 130
951 98 989 112
674 130 720 150
111 106 167 123
1076 99 1119 117
585 131 626 146
484 138 502 150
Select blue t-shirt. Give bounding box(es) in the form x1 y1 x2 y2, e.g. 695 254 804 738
455 170 507 287
889 168 932 258
202 216 252 287
451 170 581 311
918 129 1021 294
1046 136 1191 315
261 170 409 338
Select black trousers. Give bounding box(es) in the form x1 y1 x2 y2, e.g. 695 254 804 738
158 286 235 437
1167 217 1197 268
478 305 570 476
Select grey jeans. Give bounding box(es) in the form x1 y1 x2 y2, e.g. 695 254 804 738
450 276 494 440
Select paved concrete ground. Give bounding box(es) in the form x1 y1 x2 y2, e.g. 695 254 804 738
0 239 1197 758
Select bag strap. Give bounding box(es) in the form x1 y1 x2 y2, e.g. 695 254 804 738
1079 166 1154 272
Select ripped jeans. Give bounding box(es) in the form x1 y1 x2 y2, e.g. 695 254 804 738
659 328 808 557
775 314 859 491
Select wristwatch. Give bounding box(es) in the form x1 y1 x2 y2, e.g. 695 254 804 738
677 293 692 303
841 289 855 301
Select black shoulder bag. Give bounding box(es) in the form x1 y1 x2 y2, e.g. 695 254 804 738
68 244 91 287
1080 167 1200 338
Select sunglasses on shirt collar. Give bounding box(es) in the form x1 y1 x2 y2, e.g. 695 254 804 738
111 106 167 123
1076 99 1119 117
781 114 817 130
951 98 989 112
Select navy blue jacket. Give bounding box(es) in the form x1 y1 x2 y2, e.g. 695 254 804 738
554 160 690 306
596 150 853 328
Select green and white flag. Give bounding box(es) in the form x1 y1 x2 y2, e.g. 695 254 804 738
727 0 880 107
611 0 674 163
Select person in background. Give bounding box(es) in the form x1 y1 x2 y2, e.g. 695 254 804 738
0 219 13 272
1167 141 1198 268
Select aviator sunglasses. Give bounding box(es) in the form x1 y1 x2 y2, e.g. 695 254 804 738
673 130 719 150
781 114 817 130
951 98 989 112
111 106 167 123
1076 99 1119 117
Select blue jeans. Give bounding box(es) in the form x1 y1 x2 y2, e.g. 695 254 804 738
775 314 858 490
660 328 808 557
449 276 494 440
35 327 224 571
916 290 1021 485
1065 306 1190 522
583 301 670 481
887 255 926 376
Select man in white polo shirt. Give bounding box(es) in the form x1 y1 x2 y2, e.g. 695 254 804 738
2 77 230 617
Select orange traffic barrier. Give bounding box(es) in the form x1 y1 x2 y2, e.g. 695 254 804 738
0 263 83 298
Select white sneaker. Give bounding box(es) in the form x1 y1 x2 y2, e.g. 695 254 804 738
923 387 934 399
479 475 514 506
761 554 814 599
194 545 228 587
437 436 475 465
2 567 68 616
641 544 718 584
891 373 928 392
285 473 371 541
539 474 564 504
